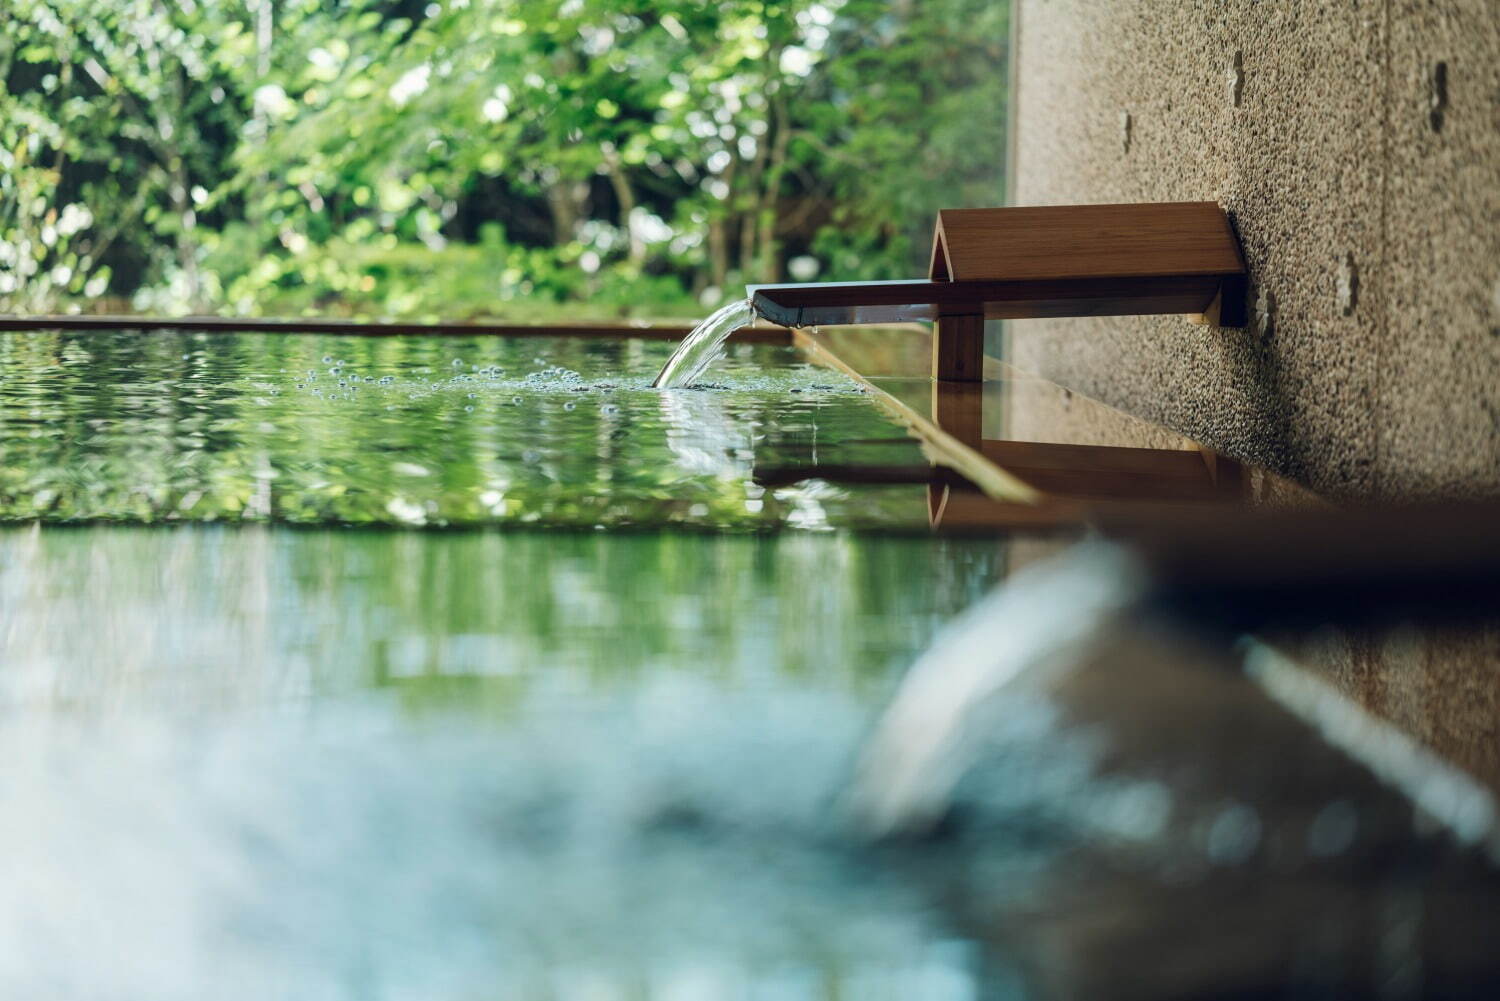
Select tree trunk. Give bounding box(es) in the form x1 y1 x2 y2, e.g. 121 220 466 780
708 216 728 292
754 94 792 284
602 148 644 266
255 0 273 77
165 59 201 308
169 156 201 308
737 63 775 276
544 179 587 246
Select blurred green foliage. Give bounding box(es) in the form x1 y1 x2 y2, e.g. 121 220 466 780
2 0 1007 320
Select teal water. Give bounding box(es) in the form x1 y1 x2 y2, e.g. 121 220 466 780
0 523 1008 999
0 329 926 529
2 328 1456 998
0 328 1014 999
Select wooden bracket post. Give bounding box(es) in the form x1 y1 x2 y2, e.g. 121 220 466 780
931 379 985 446
933 313 985 382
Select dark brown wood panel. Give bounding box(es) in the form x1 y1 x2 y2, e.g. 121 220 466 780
933 314 985 384
931 202 1246 282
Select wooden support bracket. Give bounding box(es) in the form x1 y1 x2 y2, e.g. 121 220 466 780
926 201 1246 381
751 201 1249 382
933 314 985 383
930 378 985 444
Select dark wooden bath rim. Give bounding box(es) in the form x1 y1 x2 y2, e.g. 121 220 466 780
0 314 795 344
1103 500 1500 635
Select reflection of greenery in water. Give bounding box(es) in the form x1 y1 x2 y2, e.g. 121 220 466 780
0 526 1004 717
0 526 1011 996
0 330 928 529
0 330 1017 995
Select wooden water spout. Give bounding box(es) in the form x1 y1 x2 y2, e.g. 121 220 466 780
750 202 1247 382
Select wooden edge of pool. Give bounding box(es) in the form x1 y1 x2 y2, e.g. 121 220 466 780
0 314 795 345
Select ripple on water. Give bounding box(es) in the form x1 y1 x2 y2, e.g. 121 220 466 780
0 331 920 530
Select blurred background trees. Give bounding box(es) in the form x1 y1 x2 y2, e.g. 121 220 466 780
3 0 1007 321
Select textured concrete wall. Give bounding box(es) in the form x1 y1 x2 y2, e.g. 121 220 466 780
1009 0 1500 501
1007 1 1500 787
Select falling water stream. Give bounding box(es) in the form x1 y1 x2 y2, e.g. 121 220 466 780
651 299 756 389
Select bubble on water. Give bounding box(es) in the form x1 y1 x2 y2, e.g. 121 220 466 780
329 367 341 376
511 397 522 405
467 393 478 399
452 359 464 368
563 402 576 411
464 405 474 412
322 355 333 364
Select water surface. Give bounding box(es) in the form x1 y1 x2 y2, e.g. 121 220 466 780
3 327 1490 999
0 522 1009 999
0 326 1016 998
0 526 1003 716
0 328 928 530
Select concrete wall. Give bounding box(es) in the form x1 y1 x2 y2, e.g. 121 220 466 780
1007 1 1500 787
1009 0 1499 501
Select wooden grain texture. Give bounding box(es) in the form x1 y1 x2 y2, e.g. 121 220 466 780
929 202 1246 282
931 378 985 442
932 314 985 384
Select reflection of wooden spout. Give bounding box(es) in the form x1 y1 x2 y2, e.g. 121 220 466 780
751 202 1247 382
919 378 1246 529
